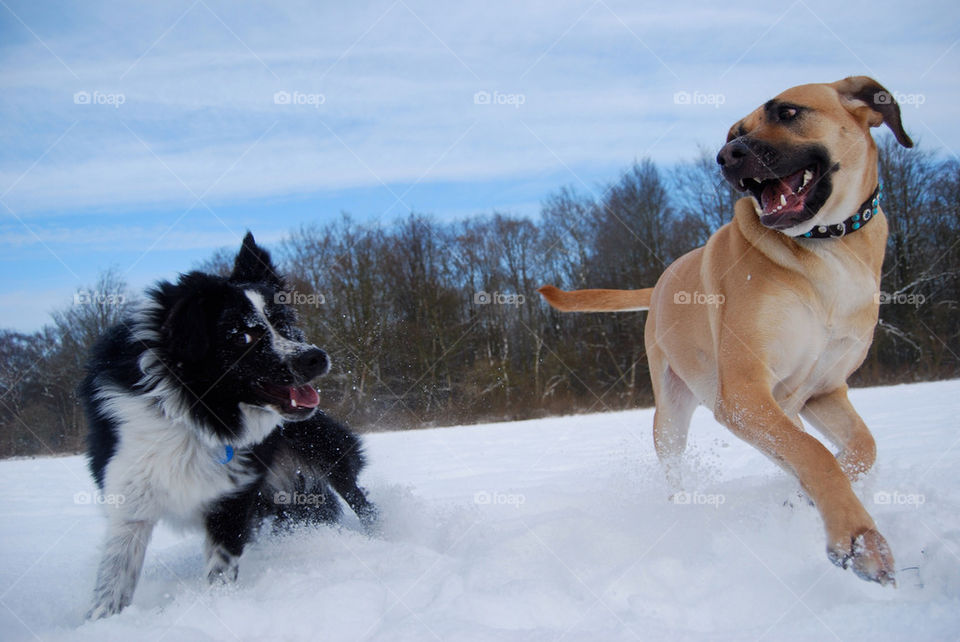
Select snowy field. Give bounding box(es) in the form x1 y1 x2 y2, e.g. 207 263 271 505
1 380 959 641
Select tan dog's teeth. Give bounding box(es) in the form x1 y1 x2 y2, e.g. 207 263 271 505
803 169 813 186
739 179 745 189
780 194 787 206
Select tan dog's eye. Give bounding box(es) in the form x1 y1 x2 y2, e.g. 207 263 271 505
778 106 799 121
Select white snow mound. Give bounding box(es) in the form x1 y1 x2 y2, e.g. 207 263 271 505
1 380 958 641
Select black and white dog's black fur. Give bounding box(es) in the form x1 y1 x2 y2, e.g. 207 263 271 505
80 233 376 619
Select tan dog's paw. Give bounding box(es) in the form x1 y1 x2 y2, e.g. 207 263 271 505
828 529 896 587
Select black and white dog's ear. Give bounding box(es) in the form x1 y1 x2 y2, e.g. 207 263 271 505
229 232 283 287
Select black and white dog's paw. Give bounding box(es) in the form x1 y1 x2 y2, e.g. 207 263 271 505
356 501 380 536
86 586 132 620
204 543 240 584
87 600 124 621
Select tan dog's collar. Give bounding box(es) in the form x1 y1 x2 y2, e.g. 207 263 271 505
797 184 881 239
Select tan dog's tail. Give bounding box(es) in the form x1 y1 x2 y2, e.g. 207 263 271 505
537 285 652 312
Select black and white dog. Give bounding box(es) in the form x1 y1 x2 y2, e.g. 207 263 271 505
80 233 376 619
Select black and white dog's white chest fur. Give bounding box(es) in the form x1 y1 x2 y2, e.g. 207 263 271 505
81 233 376 619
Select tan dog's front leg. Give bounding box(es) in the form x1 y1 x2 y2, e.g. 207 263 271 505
715 383 895 586
801 386 877 480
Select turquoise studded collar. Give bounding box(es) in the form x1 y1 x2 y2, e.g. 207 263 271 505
798 184 881 239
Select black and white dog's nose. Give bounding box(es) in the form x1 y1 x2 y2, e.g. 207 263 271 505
293 347 329 380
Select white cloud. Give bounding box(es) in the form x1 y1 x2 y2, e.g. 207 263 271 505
1 0 955 219
0 288 73 333
0 223 258 252
0 0 958 334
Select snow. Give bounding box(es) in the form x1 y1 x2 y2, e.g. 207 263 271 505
2 380 959 641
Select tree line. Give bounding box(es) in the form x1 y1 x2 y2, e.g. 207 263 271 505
2 136 957 457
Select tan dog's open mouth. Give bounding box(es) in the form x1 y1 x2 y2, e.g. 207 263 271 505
728 151 838 230
742 164 817 224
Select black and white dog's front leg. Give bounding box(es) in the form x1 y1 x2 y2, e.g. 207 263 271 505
203 491 257 584
332 477 379 533
88 517 156 619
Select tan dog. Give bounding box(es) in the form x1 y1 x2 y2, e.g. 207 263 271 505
539 77 913 586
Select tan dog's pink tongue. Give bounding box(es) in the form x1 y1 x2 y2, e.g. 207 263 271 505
760 168 806 214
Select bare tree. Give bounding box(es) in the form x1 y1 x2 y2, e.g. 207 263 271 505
3 144 958 456
673 144 740 241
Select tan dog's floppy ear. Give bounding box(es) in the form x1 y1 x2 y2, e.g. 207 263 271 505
831 76 914 148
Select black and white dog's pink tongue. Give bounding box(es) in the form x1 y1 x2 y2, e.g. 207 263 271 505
290 385 320 409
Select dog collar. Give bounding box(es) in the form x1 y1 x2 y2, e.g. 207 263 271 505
797 184 881 239
218 445 235 464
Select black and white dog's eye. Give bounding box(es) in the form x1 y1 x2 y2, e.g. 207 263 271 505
241 328 264 345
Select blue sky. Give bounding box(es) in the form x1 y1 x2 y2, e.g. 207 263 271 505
1 0 957 331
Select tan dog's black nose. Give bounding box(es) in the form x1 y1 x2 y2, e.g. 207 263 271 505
716 139 749 169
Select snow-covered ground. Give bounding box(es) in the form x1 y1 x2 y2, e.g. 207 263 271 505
2 380 959 641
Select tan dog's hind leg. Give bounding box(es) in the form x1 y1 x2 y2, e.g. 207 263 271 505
715 380 895 586
651 364 698 492
801 387 877 480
